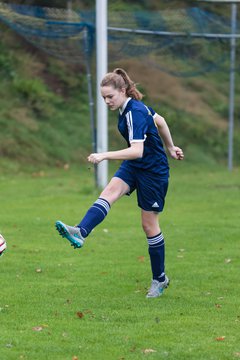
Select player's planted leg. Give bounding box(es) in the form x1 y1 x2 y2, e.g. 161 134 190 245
146 232 169 298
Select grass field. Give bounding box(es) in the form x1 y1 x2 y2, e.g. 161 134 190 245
0 163 240 360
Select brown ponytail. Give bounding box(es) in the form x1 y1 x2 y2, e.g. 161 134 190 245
101 68 143 100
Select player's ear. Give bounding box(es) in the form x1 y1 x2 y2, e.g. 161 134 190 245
120 87 126 95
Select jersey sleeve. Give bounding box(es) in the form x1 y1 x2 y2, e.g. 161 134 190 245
125 109 148 143
148 106 156 118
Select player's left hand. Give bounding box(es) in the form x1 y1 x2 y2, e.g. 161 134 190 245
168 146 184 160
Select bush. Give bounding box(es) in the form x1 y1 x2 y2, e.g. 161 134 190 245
12 77 62 117
0 46 16 79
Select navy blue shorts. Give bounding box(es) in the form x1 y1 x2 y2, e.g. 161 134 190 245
114 162 169 212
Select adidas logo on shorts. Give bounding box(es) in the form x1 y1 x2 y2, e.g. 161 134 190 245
152 202 159 208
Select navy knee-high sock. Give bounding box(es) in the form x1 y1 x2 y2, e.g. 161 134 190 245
147 232 165 282
77 198 110 238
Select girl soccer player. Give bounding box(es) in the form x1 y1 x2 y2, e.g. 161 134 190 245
56 68 184 298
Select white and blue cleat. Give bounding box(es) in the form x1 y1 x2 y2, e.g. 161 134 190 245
146 276 170 298
55 220 85 249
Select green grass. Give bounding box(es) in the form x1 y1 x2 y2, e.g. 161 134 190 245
0 163 240 360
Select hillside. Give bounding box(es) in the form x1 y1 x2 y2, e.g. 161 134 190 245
0 27 93 171
0 10 239 172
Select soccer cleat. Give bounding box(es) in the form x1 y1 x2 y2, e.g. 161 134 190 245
146 276 170 298
55 220 85 249
0 234 7 257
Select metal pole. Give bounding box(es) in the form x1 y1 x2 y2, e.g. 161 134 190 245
96 0 108 188
67 0 72 21
108 26 240 39
67 0 72 11
83 27 97 186
228 3 237 171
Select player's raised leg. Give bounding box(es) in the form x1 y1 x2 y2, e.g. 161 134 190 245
55 177 129 249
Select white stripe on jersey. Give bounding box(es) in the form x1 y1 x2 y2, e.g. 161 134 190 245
130 136 147 143
126 111 133 142
144 105 152 116
126 110 147 143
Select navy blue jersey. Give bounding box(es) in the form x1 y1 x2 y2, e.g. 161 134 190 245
118 98 169 178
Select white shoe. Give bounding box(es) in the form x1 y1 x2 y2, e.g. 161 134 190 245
146 276 170 298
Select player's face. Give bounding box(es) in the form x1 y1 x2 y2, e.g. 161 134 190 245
101 86 127 110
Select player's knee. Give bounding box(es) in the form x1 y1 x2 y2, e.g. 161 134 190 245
142 220 152 235
142 218 160 237
100 178 129 204
100 185 122 204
